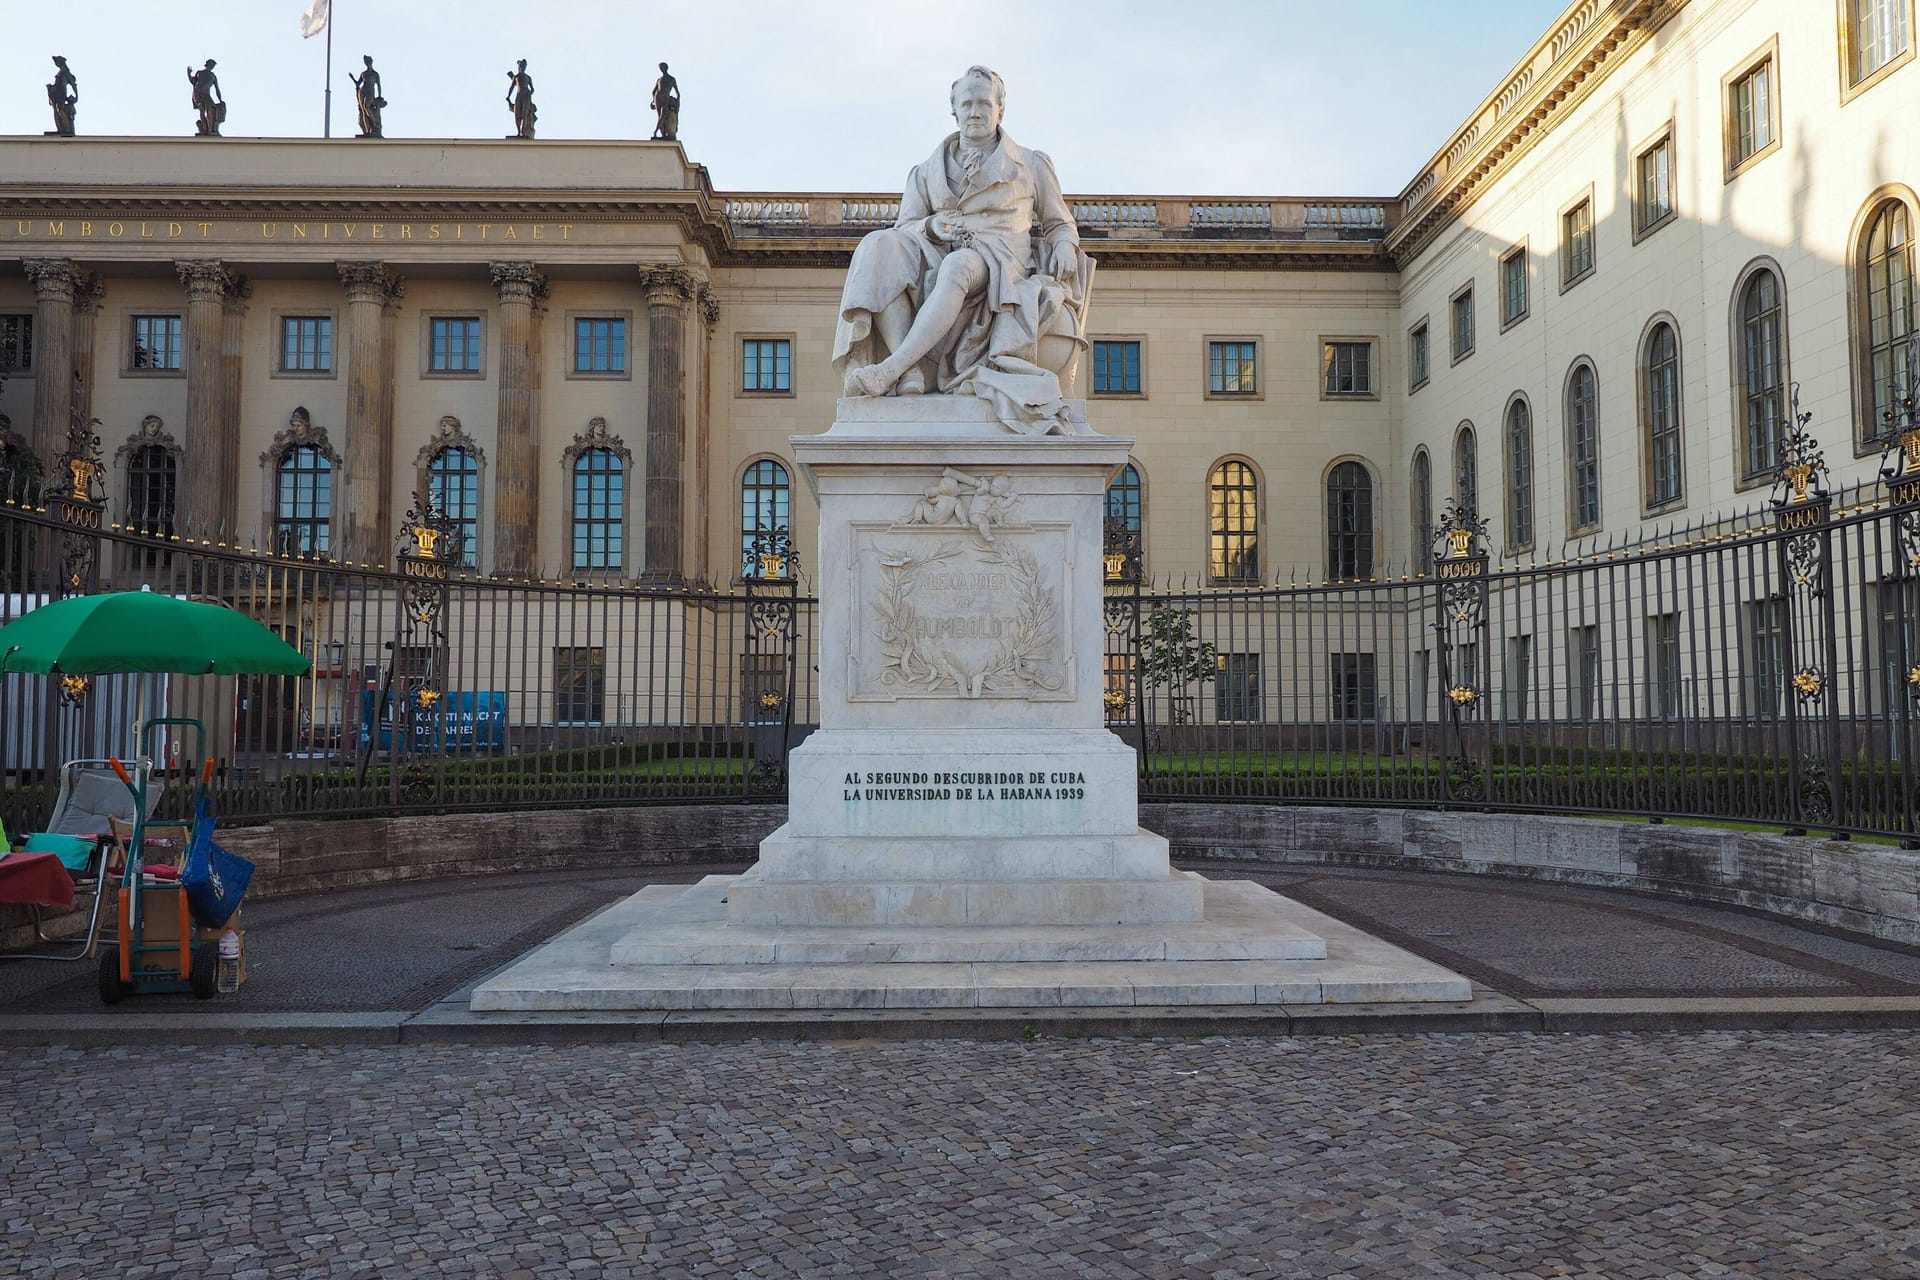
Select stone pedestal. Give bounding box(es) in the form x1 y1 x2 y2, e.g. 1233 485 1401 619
746 396 1182 928
470 398 1471 1014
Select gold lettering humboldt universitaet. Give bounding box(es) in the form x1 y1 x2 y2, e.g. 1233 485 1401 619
4 220 576 243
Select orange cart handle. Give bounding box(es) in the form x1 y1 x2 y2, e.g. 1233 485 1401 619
110 757 132 785
202 757 216 785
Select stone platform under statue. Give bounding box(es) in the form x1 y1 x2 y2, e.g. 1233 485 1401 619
472 398 1468 1014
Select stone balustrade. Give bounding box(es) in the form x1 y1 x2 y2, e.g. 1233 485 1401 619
721 193 1401 242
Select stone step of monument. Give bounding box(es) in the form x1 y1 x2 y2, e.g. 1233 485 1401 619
722 867 1207 928
469 876 1474 1013
611 876 1319 965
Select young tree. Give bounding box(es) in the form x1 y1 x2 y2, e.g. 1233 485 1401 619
1136 604 1218 749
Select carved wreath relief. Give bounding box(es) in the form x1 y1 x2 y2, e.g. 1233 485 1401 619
853 471 1069 700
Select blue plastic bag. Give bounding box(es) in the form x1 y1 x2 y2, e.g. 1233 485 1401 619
180 793 253 929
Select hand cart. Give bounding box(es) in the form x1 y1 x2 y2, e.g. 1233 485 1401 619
98 718 218 1003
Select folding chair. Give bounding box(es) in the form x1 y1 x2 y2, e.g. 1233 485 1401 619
0 758 157 962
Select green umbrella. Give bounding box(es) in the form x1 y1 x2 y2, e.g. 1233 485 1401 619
0 590 312 676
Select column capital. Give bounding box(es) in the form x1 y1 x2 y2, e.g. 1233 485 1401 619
22 257 84 302
696 283 720 330
174 258 235 301
222 274 253 314
489 260 547 306
337 260 403 306
639 264 702 306
73 272 106 316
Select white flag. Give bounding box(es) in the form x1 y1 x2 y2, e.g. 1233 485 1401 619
299 0 330 38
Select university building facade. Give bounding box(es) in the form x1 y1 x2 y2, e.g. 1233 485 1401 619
3 0 1920 752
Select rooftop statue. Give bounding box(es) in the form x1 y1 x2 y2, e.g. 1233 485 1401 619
47 56 77 137
188 59 225 137
506 59 536 139
350 55 385 139
832 66 1093 436
650 62 679 141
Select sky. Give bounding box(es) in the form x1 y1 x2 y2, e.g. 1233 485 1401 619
1 0 1571 196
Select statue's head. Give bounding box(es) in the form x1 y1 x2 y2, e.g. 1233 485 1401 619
659 62 670 73
52 55 67 67
517 59 527 71
204 59 217 70
363 55 374 67
950 65 1005 144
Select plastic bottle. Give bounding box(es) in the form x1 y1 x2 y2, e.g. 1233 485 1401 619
216 929 242 993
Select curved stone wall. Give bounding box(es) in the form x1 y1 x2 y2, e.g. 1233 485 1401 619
9 803 1915 949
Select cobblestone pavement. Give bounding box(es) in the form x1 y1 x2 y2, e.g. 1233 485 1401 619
2 1030 1917 1278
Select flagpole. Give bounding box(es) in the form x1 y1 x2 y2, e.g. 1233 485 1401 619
323 3 333 137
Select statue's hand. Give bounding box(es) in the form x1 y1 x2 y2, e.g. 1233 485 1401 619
1048 241 1078 281
928 212 961 243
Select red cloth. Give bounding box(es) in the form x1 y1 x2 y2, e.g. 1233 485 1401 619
0 853 76 910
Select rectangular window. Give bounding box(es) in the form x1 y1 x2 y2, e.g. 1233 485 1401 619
1562 200 1595 286
1092 340 1142 395
1504 635 1532 721
1450 287 1474 361
1409 322 1429 391
131 315 183 371
1322 341 1372 396
1745 598 1790 719
279 316 333 373
1648 613 1683 719
554 647 606 725
1635 134 1674 235
1453 641 1479 696
428 317 482 374
1850 0 1913 86
572 317 627 374
1215 652 1263 723
1412 649 1431 718
1573 625 1601 721
0 313 31 372
741 338 792 393
1728 54 1778 174
1330 652 1378 722
1500 247 1528 327
1207 340 1257 395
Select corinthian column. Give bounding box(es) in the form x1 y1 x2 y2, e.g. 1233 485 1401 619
489 261 545 578
70 273 104 426
337 261 404 564
220 278 251 531
639 265 699 582
22 257 81 460
175 259 233 535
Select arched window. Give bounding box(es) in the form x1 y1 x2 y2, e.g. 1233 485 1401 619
1643 322 1683 507
426 445 479 567
1863 200 1914 444
128 444 176 542
571 447 624 572
275 445 332 557
740 458 792 578
1106 461 1143 534
1567 363 1601 532
1208 460 1260 585
1504 399 1533 549
1411 448 1433 574
1739 268 1788 477
1326 461 1373 580
1453 423 1478 517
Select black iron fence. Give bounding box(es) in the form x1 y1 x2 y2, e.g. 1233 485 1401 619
10 413 1920 841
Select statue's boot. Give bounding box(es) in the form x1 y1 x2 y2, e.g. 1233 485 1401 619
847 364 894 398
895 368 927 395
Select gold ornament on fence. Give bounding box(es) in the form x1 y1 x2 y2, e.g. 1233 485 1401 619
415 687 441 710
59 673 89 704
1447 684 1481 707
1791 668 1824 701
758 688 784 711
1102 688 1129 711
411 523 441 559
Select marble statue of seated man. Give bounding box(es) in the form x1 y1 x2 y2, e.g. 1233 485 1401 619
831 66 1094 435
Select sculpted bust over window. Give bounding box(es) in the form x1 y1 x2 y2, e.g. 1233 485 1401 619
833 66 1095 435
